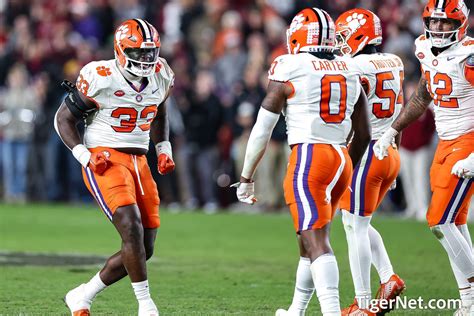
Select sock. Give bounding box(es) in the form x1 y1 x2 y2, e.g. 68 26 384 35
132 280 156 310
457 224 473 254
457 224 474 308
83 272 107 301
287 257 315 314
368 224 394 283
342 211 372 308
459 287 472 308
310 254 340 316
432 224 474 282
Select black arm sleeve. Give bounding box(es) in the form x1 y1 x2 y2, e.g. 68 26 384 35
61 80 96 119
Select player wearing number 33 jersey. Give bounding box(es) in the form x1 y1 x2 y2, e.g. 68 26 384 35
79 58 174 150
233 7 371 316
55 18 174 316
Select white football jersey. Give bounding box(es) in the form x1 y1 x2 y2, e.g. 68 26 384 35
353 53 404 139
76 58 174 150
415 35 474 140
268 53 362 146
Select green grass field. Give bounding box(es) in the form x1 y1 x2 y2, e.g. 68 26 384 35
0 204 470 315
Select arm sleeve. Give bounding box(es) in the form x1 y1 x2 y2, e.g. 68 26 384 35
241 107 280 179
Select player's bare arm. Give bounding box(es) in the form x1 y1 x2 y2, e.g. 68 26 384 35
54 87 110 174
374 76 433 160
151 92 175 175
150 98 170 145
392 76 432 132
348 89 371 166
239 80 291 183
55 88 96 150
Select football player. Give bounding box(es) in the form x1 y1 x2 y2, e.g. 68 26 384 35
232 7 371 316
335 8 405 316
55 19 175 316
374 0 473 315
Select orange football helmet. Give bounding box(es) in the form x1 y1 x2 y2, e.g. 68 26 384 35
114 19 161 77
423 0 469 48
335 8 382 56
286 8 336 54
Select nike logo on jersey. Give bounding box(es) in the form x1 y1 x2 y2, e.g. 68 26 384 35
447 56 456 61
452 148 462 152
152 88 159 94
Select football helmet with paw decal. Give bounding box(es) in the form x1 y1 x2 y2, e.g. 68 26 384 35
114 19 161 77
335 8 382 56
286 7 336 54
422 0 469 48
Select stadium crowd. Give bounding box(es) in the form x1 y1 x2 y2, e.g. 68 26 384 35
0 0 472 214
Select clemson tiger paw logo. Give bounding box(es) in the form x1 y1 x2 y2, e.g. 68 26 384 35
96 66 112 77
115 25 129 43
346 13 367 32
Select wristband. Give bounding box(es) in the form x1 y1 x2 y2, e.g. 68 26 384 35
72 144 91 168
155 141 173 159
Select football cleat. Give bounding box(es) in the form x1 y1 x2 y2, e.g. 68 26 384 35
138 300 159 316
275 309 288 316
64 284 91 316
374 274 406 315
275 308 304 316
342 300 376 316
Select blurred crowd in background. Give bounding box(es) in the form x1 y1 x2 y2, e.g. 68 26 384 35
0 0 472 217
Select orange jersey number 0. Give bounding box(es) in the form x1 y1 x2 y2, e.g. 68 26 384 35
320 74 347 124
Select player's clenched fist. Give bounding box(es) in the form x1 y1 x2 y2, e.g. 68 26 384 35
155 141 175 175
72 144 110 175
89 152 110 175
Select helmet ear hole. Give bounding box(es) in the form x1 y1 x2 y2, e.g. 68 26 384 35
292 40 297 44
355 35 363 40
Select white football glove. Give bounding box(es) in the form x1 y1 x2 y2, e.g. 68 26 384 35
373 127 399 160
230 182 257 205
389 179 397 190
451 153 474 179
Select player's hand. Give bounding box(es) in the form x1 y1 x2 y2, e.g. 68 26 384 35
155 141 175 175
374 127 398 160
389 179 397 190
158 153 175 175
89 151 110 175
231 179 257 205
451 153 474 179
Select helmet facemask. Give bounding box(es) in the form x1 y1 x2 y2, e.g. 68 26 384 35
424 17 464 48
118 45 159 77
335 28 353 56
